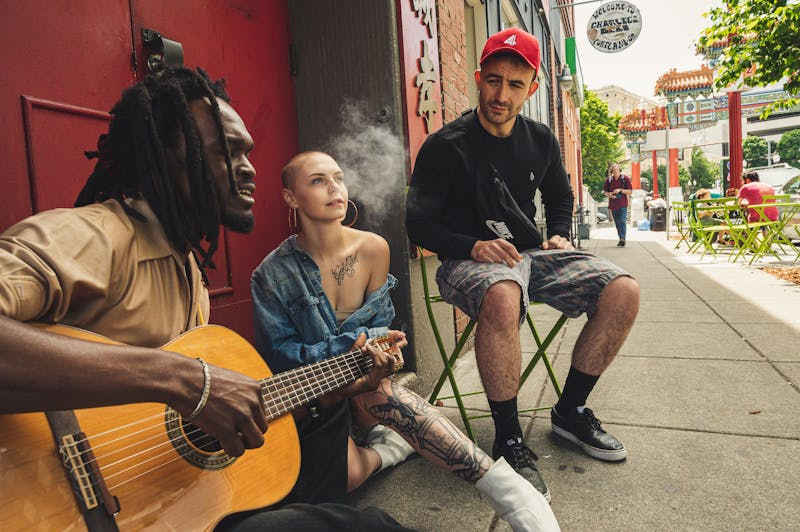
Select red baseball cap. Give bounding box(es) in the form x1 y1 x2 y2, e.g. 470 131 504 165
480 28 541 72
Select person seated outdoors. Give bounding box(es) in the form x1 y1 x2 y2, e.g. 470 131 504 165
691 188 725 243
737 170 778 223
0 67 412 531
251 151 560 532
406 27 638 504
718 187 741 246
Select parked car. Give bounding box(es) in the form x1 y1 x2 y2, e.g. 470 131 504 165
596 211 608 223
747 163 800 191
776 174 800 243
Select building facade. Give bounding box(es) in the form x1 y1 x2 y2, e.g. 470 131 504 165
0 0 583 390
594 84 660 117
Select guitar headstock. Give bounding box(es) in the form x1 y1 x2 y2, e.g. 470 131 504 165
367 335 405 372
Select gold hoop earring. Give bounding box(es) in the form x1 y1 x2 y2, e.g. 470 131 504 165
343 199 359 228
288 206 299 232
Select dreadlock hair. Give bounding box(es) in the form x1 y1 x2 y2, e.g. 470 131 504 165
77 66 236 269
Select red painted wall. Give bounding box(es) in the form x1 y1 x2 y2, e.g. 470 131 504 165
0 1 298 341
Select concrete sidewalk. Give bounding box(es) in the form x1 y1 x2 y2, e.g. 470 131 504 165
348 224 800 531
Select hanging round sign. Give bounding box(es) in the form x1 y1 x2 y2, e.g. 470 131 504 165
587 1 642 53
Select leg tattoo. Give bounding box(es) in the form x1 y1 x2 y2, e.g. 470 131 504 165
365 381 491 482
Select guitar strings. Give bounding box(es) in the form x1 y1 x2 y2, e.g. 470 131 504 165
104 354 370 489
65 344 378 455
65 343 384 474
70 355 368 472
77 361 361 492
75 363 374 494
60 346 387 496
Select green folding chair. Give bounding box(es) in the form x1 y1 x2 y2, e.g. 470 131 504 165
689 197 739 258
671 201 693 250
417 248 565 441
759 195 800 262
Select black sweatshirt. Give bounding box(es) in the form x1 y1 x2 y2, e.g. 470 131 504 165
406 110 574 259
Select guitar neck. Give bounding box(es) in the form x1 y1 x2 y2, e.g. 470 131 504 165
260 349 372 420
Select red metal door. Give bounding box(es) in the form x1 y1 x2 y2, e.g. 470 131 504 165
0 0 135 228
0 1 297 341
131 1 298 340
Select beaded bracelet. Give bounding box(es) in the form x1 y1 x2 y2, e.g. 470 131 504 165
184 358 211 422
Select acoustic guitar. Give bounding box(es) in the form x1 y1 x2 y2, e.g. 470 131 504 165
0 324 398 531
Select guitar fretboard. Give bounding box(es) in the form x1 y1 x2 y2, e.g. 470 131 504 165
259 349 373 420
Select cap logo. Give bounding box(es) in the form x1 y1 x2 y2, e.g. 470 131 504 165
503 34 517 46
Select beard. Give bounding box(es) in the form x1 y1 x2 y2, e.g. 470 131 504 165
223 208 254 234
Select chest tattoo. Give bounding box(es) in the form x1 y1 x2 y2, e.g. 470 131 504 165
332 251 358 285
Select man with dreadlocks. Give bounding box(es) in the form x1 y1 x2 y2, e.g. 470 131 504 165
0 67 410 531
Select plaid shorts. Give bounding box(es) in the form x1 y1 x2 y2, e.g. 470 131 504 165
435 249 630 324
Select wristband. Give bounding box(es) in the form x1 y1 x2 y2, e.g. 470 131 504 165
184 358 211 422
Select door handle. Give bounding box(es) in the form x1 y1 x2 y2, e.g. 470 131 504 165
142 28 184 74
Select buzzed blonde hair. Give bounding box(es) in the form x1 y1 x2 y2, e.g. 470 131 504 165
281 150 331 189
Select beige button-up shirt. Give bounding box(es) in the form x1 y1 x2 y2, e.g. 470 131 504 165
0 198 209 347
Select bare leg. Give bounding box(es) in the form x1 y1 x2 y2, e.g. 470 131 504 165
350 378 492 483
571 276 639 375
352 380 561 530
346 436 381 493
473 281 523 401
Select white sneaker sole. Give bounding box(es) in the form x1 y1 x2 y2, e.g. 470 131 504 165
551 424 628 461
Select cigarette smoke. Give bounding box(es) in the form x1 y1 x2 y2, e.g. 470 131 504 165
324 100 407 227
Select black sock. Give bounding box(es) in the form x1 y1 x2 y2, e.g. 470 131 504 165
489 397 522 446
555 366 599 416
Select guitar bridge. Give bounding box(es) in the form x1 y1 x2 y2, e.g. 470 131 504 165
59 432 120 517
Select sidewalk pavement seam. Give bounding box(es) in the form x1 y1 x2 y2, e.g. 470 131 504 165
557 420 800 441
615 355 775 362
639 241 800 396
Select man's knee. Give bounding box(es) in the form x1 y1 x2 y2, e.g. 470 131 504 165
600 276 639 317
479 281 522 325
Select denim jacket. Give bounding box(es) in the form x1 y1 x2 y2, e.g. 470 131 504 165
251 235 398 373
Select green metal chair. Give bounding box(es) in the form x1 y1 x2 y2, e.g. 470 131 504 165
671 201 694 250
417 248 565 441
758 195 800 262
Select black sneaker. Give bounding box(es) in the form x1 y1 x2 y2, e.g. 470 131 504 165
492 437 551 502
551 407 627 461
617 239 626 247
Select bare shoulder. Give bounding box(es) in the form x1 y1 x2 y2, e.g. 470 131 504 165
345 228 389 259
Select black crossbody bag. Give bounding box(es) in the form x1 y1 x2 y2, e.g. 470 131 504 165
465 112 544 251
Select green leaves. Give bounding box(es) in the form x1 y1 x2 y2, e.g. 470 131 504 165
777 129 800 169
580 88 624 200
689 147 721 190
698 0 800 118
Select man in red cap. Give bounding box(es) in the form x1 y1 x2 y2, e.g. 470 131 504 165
407 27 639 501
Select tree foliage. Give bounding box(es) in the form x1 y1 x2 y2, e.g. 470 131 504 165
640 164 690 196
689 147 720 191
698 0 800 118
579 88 624 201
742 135 776 167
777 129 800 168
640 166 661 194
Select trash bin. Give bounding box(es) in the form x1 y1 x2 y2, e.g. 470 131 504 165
649 206 667 231
578 223 590 239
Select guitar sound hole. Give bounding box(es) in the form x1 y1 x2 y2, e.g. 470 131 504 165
181 421 223 453
164 407 237 470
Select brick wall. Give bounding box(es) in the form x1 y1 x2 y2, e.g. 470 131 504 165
436 0 469 123
436 0 473 343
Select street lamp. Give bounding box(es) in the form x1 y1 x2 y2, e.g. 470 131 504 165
557 65 573 92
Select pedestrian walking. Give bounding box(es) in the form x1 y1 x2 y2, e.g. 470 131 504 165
604 163 632 247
